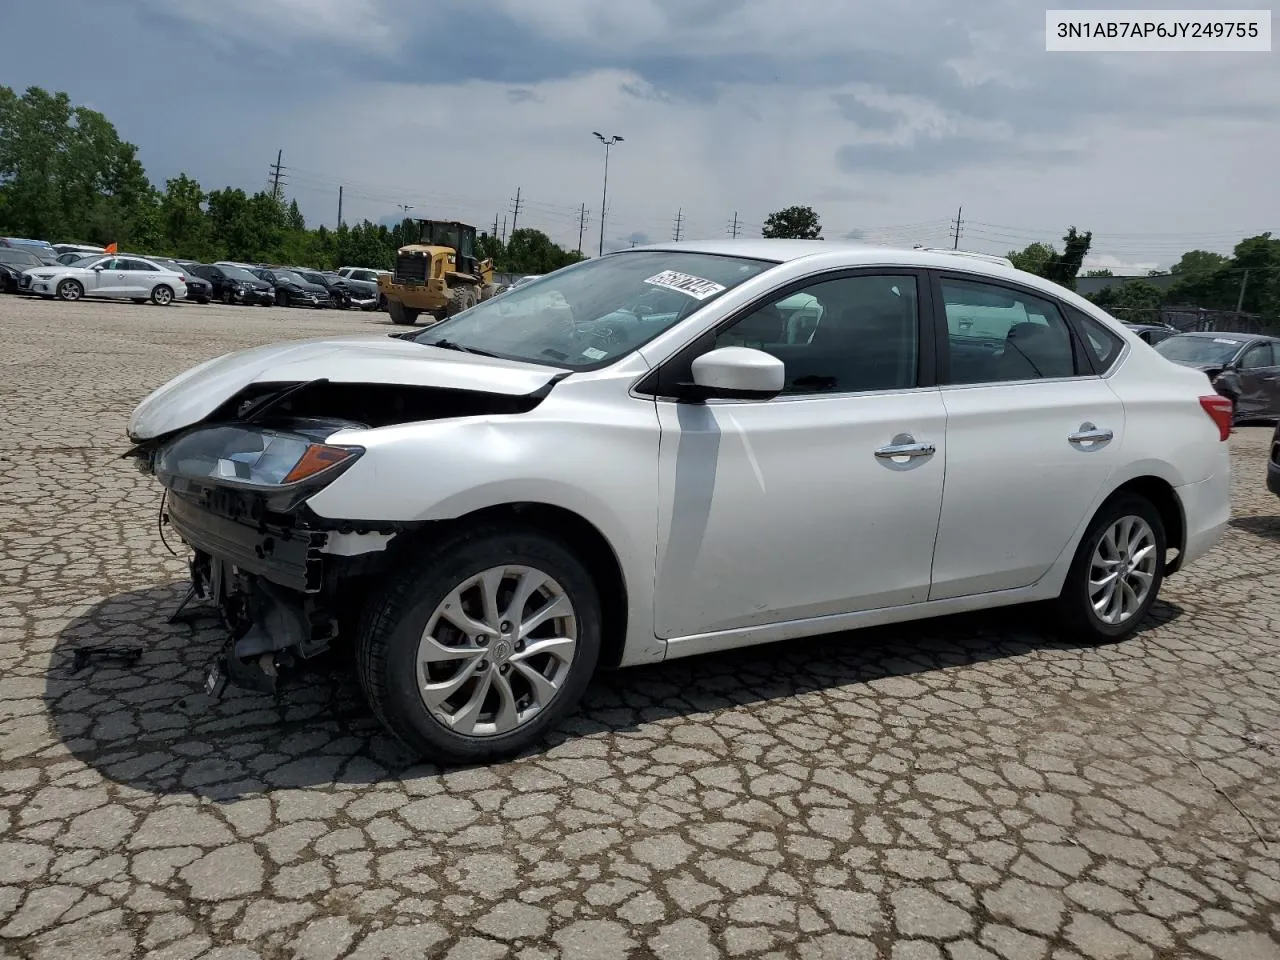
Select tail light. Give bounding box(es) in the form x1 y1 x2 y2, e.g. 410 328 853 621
178 274 186 282
1199 395 1233 441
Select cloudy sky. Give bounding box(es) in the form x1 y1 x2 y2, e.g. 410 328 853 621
2 0 1276 270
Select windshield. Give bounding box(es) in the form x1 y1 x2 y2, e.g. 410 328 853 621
408 250 773 368
221 266 259 283
1155 335 1244 366
0 250 39 266
349 270 379 282
276 271 309 285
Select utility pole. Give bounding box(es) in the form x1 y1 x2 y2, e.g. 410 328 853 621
593 132 624 256
492 213 499 239
577 203 589 254
337 186 343 228
501 215 507 245
672 208 684 242
268 149 287 202
1235 268 1250 314
950 205 964 249
510 187 523 234
727 212 740 238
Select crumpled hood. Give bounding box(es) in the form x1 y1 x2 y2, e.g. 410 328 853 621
127 333 564 441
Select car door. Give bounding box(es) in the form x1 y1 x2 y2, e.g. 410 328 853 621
87 257 127 296
647 269 948 639
121 258 160 297
929 273 1127 600
1233 340 1280 420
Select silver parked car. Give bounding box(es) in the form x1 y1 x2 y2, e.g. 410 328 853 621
23 255 188 304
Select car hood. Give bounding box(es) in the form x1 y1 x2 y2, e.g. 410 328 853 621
127 333 565 440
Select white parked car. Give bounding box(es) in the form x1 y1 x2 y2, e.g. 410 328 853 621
338 266 390 284
125 240 1231 762
25 255 188 305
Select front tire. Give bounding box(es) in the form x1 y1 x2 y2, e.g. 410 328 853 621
1054 493 1165 644
388 300 419 325
357 527 601 763
57 279 84 302
446 286 476 317
151 285 174 306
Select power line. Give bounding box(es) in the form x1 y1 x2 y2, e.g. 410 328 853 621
510 187 523 234
672 207 684 242
268 149 287 201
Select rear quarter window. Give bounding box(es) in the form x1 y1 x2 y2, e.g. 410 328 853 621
1069 307 1126 374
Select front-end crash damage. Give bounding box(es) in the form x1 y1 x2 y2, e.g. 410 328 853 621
127 377 559 696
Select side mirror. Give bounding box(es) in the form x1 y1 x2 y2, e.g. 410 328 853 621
683 346 784 402
92 265 105 271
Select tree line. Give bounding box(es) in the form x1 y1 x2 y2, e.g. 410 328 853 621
0 85 586 275
4 84 1273 316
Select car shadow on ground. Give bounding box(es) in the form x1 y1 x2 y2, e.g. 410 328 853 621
1230 514 1280 541
44 580 1185 802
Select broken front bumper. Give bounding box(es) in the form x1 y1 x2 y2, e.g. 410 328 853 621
166 492 325 593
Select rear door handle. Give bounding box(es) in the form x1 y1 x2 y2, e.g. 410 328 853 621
875 434 937 461
1068 423 1113 447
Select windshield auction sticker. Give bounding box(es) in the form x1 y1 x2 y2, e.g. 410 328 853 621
644 270 726 300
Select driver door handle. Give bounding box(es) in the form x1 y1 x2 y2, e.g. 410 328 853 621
1069 423 1113 447
875 435 936 461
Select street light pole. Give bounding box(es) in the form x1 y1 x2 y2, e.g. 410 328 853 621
593 132 623 257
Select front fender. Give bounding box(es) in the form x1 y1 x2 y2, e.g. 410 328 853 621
305 404 664 665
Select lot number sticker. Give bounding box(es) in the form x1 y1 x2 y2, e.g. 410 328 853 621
581 346 608 360
644 270 726 301
1213 338 1240 345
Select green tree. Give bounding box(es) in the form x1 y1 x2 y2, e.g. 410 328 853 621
504 228 583 273
1041 226 1092 290
478 231 503 267
1084 268 1113 277
1007 242 1056 275
160 174 209 258
0 85 164 247
285 198 306 232
762 205 822 240
1108 279 1164 325
1170 250 1228 275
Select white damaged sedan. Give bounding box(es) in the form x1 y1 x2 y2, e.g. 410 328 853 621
126 240 1231 763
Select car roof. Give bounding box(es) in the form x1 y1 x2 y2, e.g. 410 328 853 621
619 239 1097 304
1172 330 1275 341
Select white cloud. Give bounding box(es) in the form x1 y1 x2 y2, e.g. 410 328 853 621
278 61 1277 268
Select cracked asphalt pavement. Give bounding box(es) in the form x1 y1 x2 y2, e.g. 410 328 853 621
1 295 1279 960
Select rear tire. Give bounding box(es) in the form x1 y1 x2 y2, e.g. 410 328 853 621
131 298 147 304
151 285 174 306
357 526 601 763
1053 493 1165 645
221 290 233 305
388 300 419 325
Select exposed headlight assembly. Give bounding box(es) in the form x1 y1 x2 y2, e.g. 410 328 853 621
156 425 362 491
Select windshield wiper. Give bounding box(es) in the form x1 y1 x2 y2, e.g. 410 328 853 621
422 339 502 358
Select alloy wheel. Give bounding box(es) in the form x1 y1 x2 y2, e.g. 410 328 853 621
1089 515 1157 625
415 565 578 737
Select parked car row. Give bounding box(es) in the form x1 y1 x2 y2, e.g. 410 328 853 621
3 242 392 312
